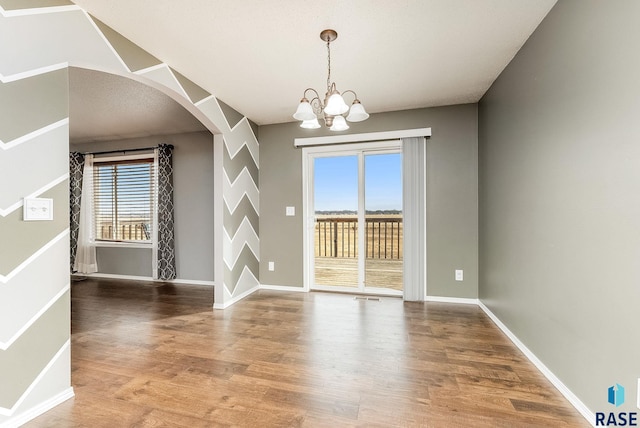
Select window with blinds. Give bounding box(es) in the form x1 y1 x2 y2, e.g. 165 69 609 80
93 158 155 242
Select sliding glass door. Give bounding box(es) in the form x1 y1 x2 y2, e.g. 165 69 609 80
313 155 359 289
309 142 403 295
364 153 403 292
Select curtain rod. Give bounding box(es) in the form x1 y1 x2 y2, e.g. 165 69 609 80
81 145 174 156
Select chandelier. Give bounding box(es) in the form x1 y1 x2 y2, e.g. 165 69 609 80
293 29 369 131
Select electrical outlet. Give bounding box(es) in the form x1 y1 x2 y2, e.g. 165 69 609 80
455 269 463 281
268 261 275 271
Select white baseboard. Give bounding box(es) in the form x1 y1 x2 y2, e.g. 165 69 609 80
74 273 215 287
213 284 259 309
259 284 307 292
73 273 153 282
2 387 74 428
169 278 215 287
478 301 595 426
425 295 479 305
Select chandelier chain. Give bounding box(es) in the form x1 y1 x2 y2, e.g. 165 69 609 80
326 38 331 91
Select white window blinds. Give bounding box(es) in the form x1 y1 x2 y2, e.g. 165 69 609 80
93 159 155 242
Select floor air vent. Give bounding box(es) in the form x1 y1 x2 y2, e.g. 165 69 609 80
354 296 381 301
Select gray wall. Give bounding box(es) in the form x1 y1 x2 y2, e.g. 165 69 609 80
258 104 478 298
479 0 640 414
0 68 72 424
70 131 215 282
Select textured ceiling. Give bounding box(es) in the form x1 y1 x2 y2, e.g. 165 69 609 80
69 67 208 143
70 0 557 133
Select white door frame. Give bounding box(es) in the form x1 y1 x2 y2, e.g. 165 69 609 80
302 140 403 295
299 128 432 296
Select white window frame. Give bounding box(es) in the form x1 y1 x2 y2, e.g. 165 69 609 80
92 152 155 249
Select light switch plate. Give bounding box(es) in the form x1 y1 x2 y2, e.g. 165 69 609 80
268 262 275 271
286 206 295 216
23 198 53 221
455 269 463 281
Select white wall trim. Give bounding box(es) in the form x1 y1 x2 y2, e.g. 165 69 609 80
0 63 69 84
259 284 307 292
76 273 154 281
1 387 74 428
212 97 232 132
294 127 432 147
93 153 154 163
75 273 215 287
425 295 479 305
213 134 227 307
0 340 71 416
0 229 70 284
0 118 69 152
0 172 69 217
134 63 167 76
0 5 79 18
165 67 192 102
478 301 595 426
222 168 260 213
194 94 216 107
222 220 260 270
0 284 70 351
301 145 312 293
94 242 151 249
170 278 215 287
81 8 130 73
213 284 259 309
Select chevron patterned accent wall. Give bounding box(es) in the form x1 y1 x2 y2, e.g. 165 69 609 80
0 53 73 425
0 2 258 424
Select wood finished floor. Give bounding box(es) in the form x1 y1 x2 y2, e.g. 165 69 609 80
25 278 588 427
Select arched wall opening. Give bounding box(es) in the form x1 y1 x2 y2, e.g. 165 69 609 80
69 66 217 283
0 4 259 424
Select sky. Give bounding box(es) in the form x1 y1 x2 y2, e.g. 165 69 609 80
314 153 402 212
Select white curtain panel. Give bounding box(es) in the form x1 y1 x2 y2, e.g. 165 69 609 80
402 137 427 301
74 154 98 273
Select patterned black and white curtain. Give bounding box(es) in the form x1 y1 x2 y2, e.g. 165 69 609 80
69 152 85 273
153 144 176 280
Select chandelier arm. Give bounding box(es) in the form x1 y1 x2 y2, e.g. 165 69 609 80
302 88 325 114
341 90 359 103
303 87 320 100
309 96 324 116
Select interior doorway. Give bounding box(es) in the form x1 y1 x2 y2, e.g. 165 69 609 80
306 140 403 296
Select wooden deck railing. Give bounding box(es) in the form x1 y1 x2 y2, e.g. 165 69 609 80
315 216 403 259
97 222 151 241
